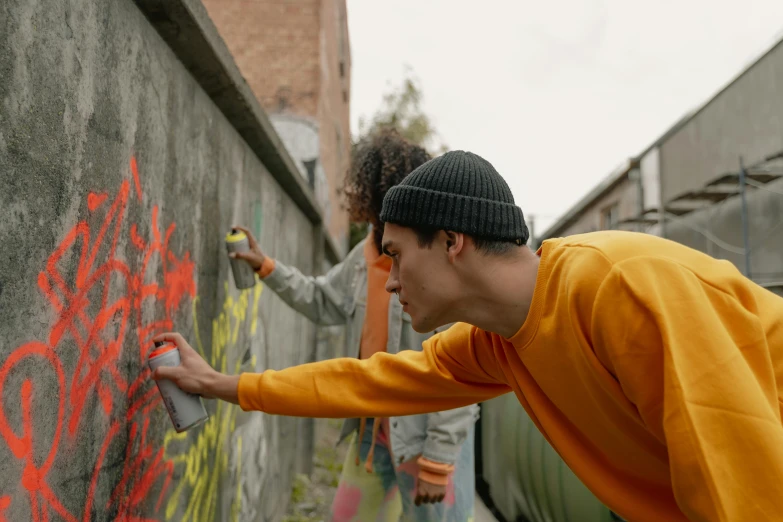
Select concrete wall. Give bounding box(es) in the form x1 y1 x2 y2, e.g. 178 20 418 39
639 147 662 213
550 174 641 237
660 40 783 203
655 37 783 287
664 177 783 287
540 160 649 241
0 0 328 520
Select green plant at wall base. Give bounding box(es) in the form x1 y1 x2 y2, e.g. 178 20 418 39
283 420 347 522
314 445 343 488
282 474 323 522
290 474 310 504
282 514 315 522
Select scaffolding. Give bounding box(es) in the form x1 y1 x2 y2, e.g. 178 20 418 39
620 149 783 281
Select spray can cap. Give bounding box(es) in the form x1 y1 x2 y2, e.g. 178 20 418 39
226 229 247 243
149 341 176 360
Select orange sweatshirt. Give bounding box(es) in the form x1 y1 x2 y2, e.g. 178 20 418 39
355 237 391 473
359 237 392 361
239 231 783 521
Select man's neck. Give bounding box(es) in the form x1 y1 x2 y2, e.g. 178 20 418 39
454 248 540 338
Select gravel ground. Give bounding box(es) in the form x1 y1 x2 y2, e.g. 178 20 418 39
283 418 348 522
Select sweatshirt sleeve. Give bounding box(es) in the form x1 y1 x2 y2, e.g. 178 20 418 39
237 322 512 418
260 255 351 326
592 257 783 521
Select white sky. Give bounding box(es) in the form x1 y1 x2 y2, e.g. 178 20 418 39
346 0 783 234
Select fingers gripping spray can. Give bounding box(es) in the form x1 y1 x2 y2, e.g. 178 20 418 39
148 342 209 432
225 229 257 290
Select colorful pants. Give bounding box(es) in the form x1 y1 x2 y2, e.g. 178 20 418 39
330 419 475 522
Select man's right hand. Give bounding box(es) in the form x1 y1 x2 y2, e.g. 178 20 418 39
229 224 266 271
150 332 240 404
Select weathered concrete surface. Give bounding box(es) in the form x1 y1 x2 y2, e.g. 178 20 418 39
659 39 783 203
664 176 783 288
0 0 325 520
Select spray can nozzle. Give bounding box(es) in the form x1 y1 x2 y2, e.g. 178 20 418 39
154 341 167 348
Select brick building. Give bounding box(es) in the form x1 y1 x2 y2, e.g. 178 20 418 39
204 0 352 255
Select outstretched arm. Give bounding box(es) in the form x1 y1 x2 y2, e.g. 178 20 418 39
150 323 511 418
230 224 356 326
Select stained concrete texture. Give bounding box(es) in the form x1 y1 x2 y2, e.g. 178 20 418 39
0 0 325 520
665 176 783 287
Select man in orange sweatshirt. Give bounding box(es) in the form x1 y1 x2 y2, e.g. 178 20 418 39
153 150 783 522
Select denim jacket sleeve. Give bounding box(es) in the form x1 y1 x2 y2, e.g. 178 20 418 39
422 322 480 465
261 240 366 326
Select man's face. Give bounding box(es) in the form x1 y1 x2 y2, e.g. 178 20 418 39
382 224 458 333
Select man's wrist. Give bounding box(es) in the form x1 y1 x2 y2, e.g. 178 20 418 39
255 256 276 278
416 456 454 486
205 372 240 404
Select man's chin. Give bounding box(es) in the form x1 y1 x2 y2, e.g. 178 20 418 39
410 315 442 334
408 313 426 333
411 322 429 333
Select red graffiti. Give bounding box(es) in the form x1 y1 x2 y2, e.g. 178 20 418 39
87 192 108 212
0 496 10 522
131 156 143 202
0 157 196 521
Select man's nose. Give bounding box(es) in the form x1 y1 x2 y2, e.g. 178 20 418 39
385 273 399 294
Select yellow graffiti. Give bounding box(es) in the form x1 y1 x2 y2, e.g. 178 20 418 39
163 278 264 522
231 436 243 520
251 283 263 335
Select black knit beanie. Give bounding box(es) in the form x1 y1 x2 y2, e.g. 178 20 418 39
380 151 529 243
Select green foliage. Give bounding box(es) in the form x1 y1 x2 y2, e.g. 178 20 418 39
348 222 369 251
357 66 448 155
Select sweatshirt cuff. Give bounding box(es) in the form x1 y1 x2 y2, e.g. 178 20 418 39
237 372 266 412
416 456 454 486
255 257 276 279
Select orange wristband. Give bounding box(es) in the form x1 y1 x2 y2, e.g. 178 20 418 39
418 469 450 486
416 457 454 486
256 257 276 279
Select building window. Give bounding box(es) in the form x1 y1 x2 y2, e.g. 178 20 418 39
335 126 344 167
601 203 619 230
303 158 317 190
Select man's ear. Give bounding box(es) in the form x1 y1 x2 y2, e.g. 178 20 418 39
444 230 465 262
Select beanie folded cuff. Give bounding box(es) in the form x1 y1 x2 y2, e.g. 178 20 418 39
381 185 528 242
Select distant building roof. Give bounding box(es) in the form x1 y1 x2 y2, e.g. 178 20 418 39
539 159 634 240
538 32 783 242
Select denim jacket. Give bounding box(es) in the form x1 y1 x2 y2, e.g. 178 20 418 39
262 238 479 466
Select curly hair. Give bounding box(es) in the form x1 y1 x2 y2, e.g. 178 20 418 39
341 128 432 252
